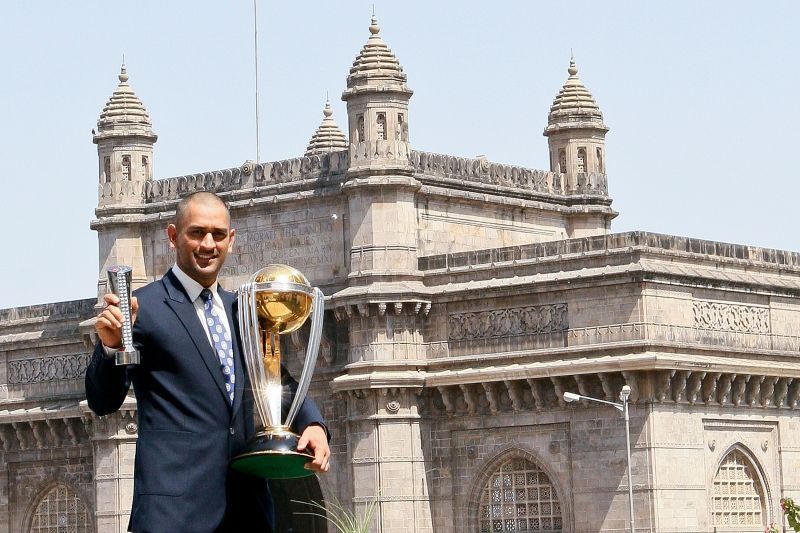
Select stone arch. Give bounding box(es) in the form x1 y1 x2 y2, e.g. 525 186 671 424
468 447 569 532
24 480 94 533
709 442 771 530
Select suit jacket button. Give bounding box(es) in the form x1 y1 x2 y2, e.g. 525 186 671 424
229 427 235 435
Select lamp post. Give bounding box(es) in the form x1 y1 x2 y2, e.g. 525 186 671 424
564 385 635 533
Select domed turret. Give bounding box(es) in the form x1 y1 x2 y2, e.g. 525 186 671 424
93 65 156 205
95 65 156 139
305 100 348 156
543 57 608 190
342 16 412 175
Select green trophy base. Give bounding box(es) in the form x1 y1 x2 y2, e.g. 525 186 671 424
230 431 315 479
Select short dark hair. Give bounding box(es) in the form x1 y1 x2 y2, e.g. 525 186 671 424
174 192 230 228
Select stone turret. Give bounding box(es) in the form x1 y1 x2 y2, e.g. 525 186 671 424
544 57 608 194
342 15 413 175
93 65 157 207
90 65 153 297
304 100 348 156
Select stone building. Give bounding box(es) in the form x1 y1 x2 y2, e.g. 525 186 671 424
2 15 800 533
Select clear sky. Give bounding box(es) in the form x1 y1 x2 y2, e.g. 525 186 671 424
1 1 798 309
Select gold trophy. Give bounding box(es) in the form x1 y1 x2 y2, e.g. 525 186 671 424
230 264 324 479
107 265 140 366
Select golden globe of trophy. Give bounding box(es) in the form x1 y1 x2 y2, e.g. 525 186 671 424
230 264 324 479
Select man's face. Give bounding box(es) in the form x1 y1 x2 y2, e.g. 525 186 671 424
167 200 235 287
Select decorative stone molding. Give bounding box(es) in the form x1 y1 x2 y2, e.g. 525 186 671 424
334 300 431 321
138 151 349 204
425 371 800 418
410 150 607 197
7 353 91 384
0 417 92 452
693 301 770 334
448 303 568 341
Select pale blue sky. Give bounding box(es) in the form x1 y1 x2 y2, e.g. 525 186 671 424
1 1 798 309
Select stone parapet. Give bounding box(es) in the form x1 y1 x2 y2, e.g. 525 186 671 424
411 150 607 197
418 231 800 273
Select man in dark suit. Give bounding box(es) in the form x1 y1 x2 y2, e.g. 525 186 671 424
86 191 330 533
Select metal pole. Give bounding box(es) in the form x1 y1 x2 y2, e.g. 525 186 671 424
624 396 635 532
253 0 261 164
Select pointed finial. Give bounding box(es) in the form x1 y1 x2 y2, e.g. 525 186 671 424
568 54 578 76
323 100 333 118
119 62 129 83
369 13 380 35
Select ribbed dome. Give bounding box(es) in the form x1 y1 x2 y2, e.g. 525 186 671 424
544 58 608 135
344 15 410 93
305 101 348 156
95 65 155 139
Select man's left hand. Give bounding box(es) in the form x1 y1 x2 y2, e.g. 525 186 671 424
297 424 330 473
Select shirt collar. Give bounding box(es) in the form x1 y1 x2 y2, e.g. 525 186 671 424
171 264 219 303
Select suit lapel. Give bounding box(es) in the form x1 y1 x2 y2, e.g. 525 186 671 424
221 286 246 417
162 270 230 408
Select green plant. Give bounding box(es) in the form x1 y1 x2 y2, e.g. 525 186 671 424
784 498 800 532
293 495 379 533
768 498 800 533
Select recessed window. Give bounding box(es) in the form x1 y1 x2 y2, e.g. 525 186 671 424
397 113 407 141
376 113 386 141
104 157 111 183
558 149 567 174
478 457 563 532
711 449 766 528
596 147 603 173
356 114 365 143
28 483 92 533
577 148 586 174
142 156 149 179
121 155 131 181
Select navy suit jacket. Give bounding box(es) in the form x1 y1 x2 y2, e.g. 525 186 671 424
85 269 326 533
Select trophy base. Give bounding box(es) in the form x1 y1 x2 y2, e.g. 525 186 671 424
115 349 140 366
230 431 315 479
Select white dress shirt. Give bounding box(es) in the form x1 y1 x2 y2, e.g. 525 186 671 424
170 264 233 347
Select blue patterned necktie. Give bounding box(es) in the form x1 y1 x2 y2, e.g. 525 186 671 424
200 288 235 405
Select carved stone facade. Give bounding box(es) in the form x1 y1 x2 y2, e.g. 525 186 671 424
3 15 800 533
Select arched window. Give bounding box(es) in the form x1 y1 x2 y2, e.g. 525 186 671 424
711 449 767 529
356 114 365 143
397 113 407 141
142 156 149 180
121 155 131 181
28 483 92 533
478 457 563 532
596 147 603 173
376 113 386 141
558 149 566 174
577 148 586 174
103 157 111 183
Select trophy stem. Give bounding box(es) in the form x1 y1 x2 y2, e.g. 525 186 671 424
262 330 283 427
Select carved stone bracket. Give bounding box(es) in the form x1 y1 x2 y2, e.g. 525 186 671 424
334 300 431 322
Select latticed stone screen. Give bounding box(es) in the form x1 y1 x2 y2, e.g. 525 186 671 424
29 484 92 533
711 450 766 528
479 457 563 532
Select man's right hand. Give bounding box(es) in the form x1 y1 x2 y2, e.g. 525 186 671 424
95 293 139 349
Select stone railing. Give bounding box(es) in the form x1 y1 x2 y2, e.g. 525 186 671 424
348 140 412 169
96 152 351 206
419 231 800 271
0 300 96 327
410 150 608 197
98 180 147 207
447 321 800 354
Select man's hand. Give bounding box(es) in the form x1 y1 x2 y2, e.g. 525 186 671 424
297 424 330 473
95 293 139 349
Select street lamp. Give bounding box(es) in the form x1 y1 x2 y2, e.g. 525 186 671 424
564 385 635 533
